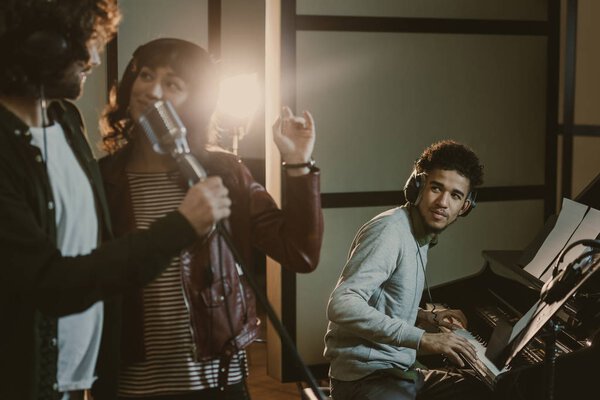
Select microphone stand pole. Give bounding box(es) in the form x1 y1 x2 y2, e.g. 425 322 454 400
216 224 326 400
181 159 326 400
542 320 561 400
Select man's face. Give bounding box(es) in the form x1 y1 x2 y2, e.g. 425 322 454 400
45 42 101 100
416 168 472 234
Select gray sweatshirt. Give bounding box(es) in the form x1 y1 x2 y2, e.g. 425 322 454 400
324 205 436 381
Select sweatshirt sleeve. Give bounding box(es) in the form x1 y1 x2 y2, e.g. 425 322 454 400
326 215 425 349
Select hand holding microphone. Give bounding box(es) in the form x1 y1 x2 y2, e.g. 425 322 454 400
178 176 231 236
138 100 231 236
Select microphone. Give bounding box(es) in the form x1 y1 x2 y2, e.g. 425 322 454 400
137 100 207 185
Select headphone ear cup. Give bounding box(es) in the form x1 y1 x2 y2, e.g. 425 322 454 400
413 174 425 205
21 30 69 80
403 171 425 205
404 175 418 205
459 191 477 217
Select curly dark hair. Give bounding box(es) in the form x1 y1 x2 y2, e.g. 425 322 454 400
415 140 484 188
0 0 120 96
100 38 219 154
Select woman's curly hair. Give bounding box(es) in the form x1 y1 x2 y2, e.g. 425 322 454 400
415 140 484 188
0 0 120 96
100 38 219 154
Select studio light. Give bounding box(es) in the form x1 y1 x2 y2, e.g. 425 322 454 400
216 73 260 155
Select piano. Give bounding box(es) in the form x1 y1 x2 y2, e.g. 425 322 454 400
427 176 600 400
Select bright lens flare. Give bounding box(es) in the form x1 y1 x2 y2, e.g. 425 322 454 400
216 73 260 119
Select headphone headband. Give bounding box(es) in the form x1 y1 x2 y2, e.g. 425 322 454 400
403 168 477 217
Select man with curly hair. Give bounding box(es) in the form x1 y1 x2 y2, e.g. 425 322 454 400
0 1 232 399
324 140 489 399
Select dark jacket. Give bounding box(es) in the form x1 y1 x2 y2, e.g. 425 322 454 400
0 101 197 400
99 145 323 387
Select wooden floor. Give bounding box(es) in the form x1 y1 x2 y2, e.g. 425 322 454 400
244 290 329 399
246 342 302 399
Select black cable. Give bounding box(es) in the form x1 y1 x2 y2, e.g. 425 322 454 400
37 84 52 240
415 237 438 326
40 84 49 167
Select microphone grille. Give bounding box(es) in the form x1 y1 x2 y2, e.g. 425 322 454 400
138 100 188 154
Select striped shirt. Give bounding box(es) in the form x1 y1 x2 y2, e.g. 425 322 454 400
118 171 246 397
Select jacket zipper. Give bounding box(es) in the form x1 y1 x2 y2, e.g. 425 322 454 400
180 258 199 362
235 262 249 323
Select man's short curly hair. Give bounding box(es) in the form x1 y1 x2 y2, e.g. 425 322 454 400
0 0 120 96
415 140 484 188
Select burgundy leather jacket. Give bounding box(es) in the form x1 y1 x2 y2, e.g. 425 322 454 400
99 147 323 384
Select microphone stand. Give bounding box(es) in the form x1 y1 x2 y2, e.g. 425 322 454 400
137 100 326 399
181 156 327 400
541 320 561 400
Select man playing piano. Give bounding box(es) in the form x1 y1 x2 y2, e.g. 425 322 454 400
324 140 489 400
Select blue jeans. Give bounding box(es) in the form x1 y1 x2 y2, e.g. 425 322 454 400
331 368 489 400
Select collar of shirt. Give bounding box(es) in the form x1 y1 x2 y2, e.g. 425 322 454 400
408 204 438 248
0 103 33 143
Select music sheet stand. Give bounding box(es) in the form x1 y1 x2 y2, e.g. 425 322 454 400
492 254 600 399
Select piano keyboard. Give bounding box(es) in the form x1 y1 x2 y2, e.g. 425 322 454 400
453 328 510 388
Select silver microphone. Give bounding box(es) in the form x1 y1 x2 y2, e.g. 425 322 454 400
138 100 207 184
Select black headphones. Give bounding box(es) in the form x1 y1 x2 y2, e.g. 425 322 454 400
2 0 73 86
20 29 70 81
403 168 477 217
541 239 600 304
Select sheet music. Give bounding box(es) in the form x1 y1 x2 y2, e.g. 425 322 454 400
524 199 588 279
509 302 538 343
